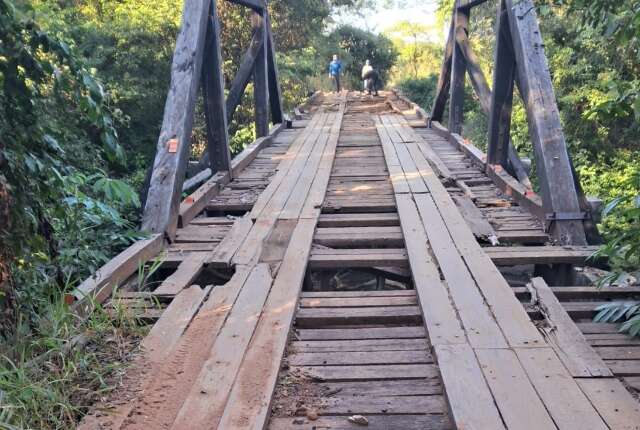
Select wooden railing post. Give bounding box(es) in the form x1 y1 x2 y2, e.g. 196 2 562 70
448 1 469 135
252 11 269 137
487 0 515 168
430 17 454 122
265 13 284 125
203 0 232 175
142 0 212 238
505 0 587 245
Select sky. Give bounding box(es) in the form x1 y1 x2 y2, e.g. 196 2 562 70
332 0 446 42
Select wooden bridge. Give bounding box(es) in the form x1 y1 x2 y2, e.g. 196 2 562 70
76 0 640 429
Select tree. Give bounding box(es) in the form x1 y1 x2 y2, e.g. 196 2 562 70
384 21 441 80
328 25 398 88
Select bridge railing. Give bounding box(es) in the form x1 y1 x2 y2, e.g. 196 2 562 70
430 0 599 246
142 0 283 240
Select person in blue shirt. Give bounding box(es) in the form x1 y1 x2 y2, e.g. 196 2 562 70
328 54 342 93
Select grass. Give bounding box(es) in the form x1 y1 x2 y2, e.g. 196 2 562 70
0 294 148 429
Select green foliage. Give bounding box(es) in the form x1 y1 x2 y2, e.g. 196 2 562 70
592 170 640 285
0 295 147 429
385 21 442 81
396 75 438 108
328 25 398 89
0 0 143 325
594 301 640 337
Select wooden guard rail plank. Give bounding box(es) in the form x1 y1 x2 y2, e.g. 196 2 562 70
72 233 164 314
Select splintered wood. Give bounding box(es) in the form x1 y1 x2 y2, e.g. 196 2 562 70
81 93 640 430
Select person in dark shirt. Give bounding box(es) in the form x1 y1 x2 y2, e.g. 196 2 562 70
363 68 380 96
328 54 342 93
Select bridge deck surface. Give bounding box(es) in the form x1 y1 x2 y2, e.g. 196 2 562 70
81 92 640 430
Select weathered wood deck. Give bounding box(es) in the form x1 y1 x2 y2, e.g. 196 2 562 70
79 92 640 430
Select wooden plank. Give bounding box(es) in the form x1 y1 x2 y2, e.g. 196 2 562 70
308 248 408 269
317 213 399 227
298 364 440 381
320 379 440 397
207 214 253 267
435 344 506 430
505 0 587 245
394 194 465 345
515 347 608 429
142 0 212 237
249 111 325 219
290 338 428 353
287 350 432 366
269 415 451 430
299 296 416 308
576 378 640 430
606 360 640 376
314 226 404 248
594 346 640 360
141 285 210 365
170 263 273 429
72 234 164 314
375 116 411 194
178 169 230 227
202 3 232 174
486 245 598 265
452 194 498 242
300 104 345 219
475 348 556 429
416 152 544 347
530 277 612 377
295 326 426 341
319 394 445 415
296 306 422 328
217 219 318 429
301 290 416 298
413 193 507 348
153 254 205 296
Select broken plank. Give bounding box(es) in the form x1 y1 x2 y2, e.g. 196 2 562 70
207 214 253 267
153 254 205 296
530 277 612 377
